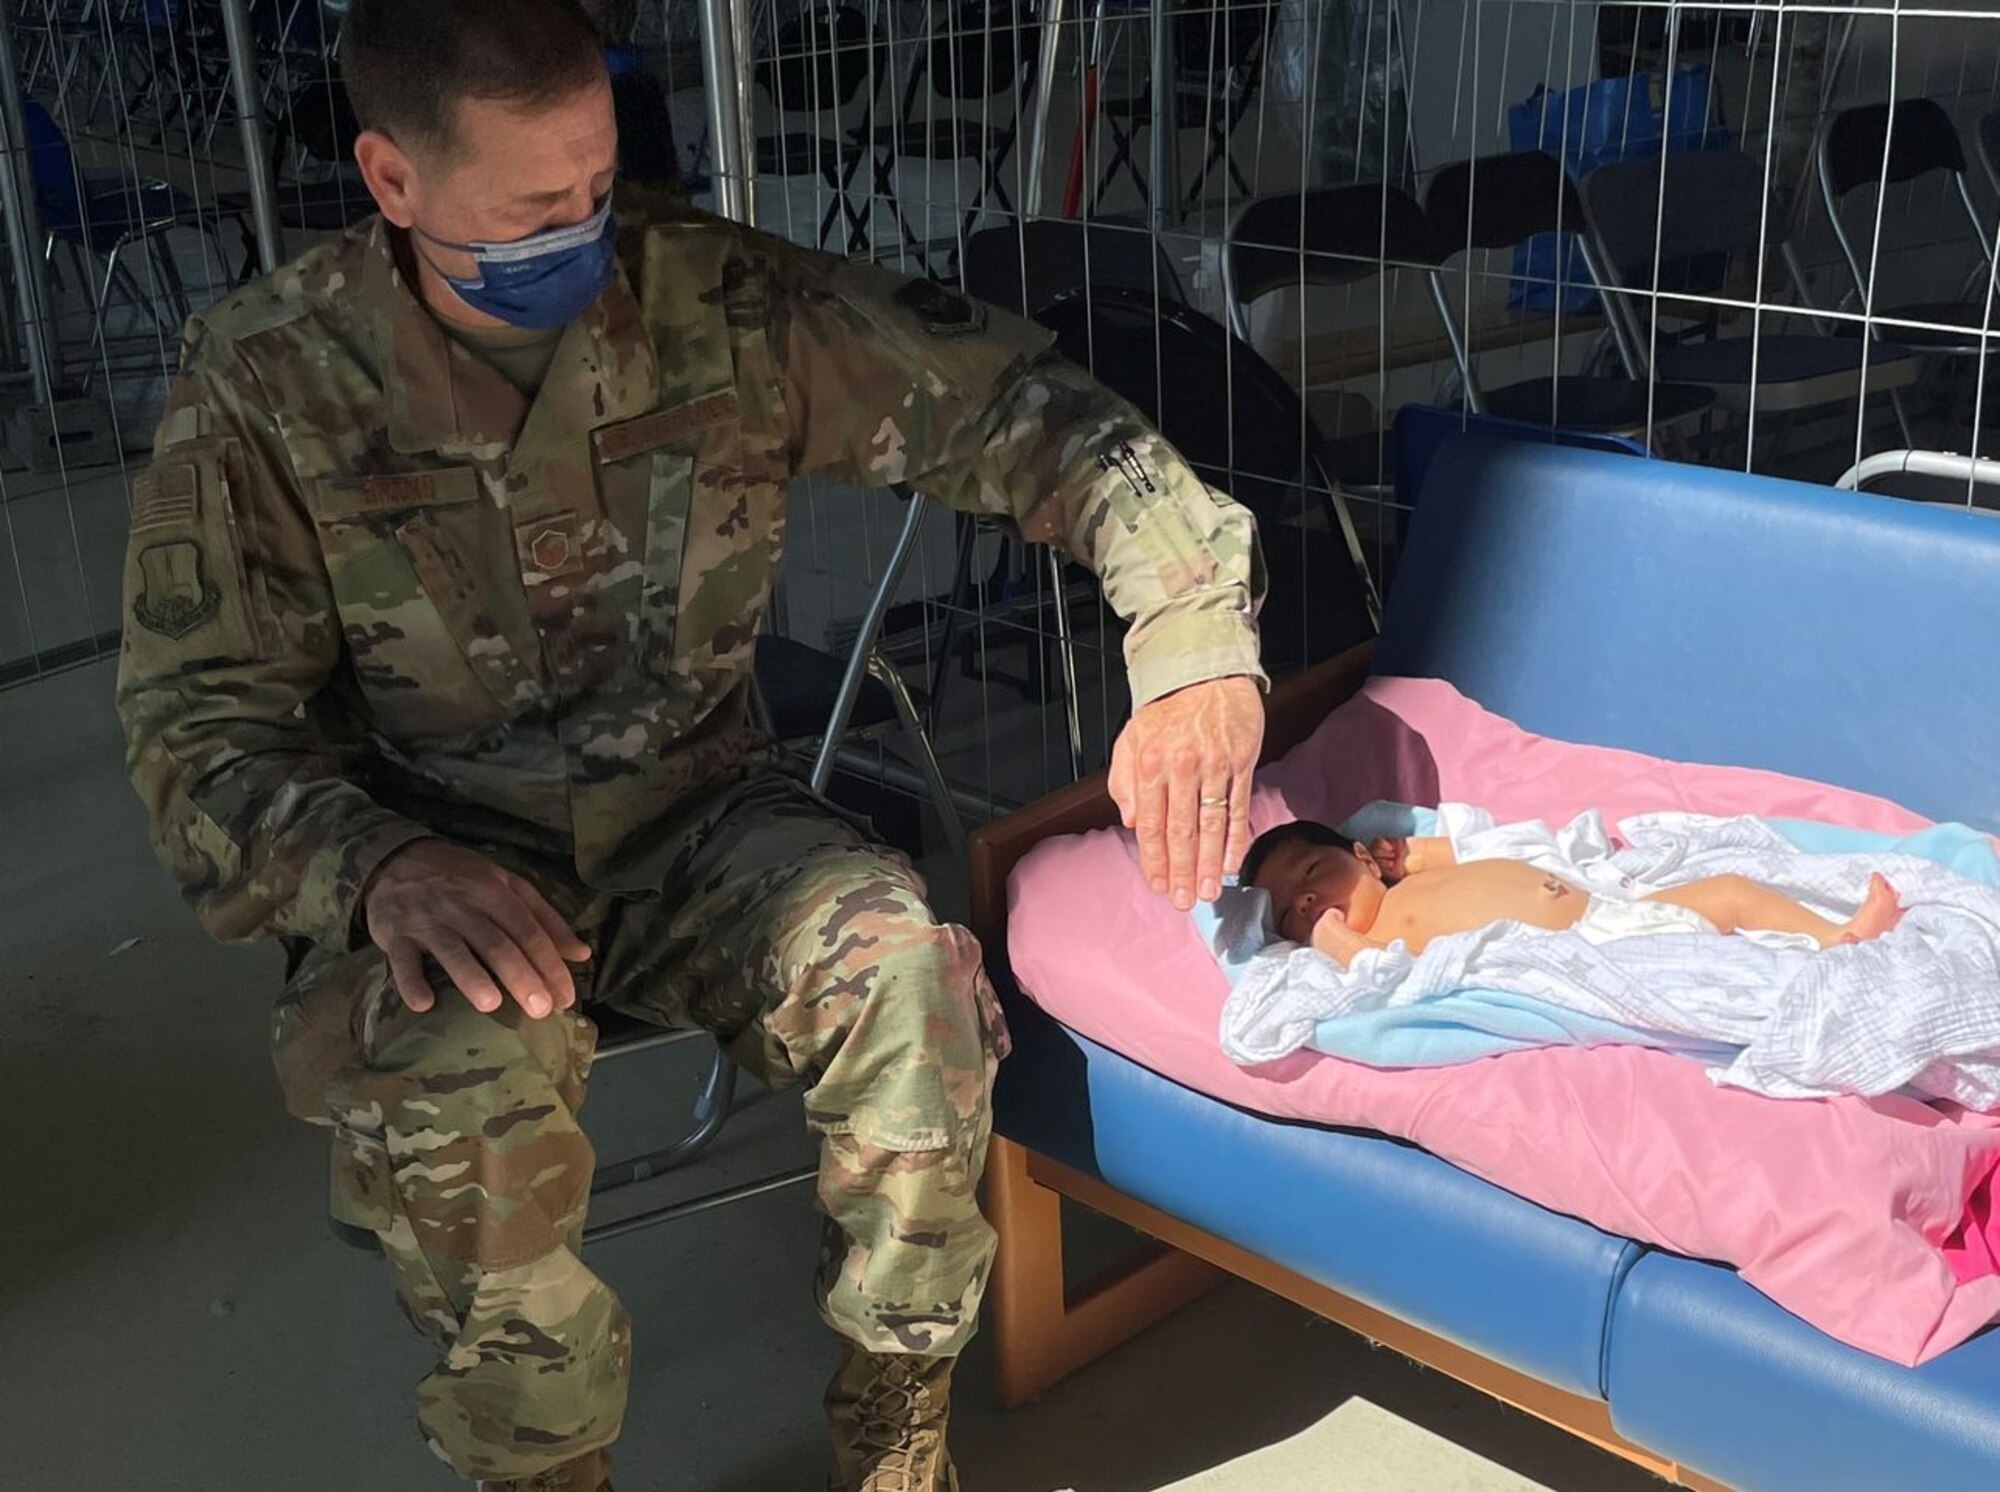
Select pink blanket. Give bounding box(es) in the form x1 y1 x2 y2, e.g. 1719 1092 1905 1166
1006 676 2000 1366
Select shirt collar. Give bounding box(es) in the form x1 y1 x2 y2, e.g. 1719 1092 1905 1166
364 216 659 461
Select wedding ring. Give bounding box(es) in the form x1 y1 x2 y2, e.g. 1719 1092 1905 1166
1200 795 1228 807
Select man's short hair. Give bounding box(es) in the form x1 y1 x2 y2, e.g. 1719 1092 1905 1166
342 0 607 155
1239 820 1355 889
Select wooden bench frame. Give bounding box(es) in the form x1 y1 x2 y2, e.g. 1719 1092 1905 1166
966 643 1729 1490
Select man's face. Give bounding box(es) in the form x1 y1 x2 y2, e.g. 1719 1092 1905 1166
1254 838 1386 944
357 79 619 320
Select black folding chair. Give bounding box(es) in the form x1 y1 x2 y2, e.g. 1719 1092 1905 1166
1582 149 1921 456
330 490 972 1256
865 0 1041 272
1220 182 1437 500
111 0 238 146
610 54 682 190
1818 99 1999 356
752 2 889 253
324 1013 810 1257
959 215 1188 318
1422 150 1715 442
912 218 1193 749
1038 285 1381 677
233 70 370 277
1091 0 1274 219
594 487 976 1234
25 98 209 392
1979 107 2000 205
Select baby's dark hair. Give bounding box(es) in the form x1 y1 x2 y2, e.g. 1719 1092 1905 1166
1240 820 1355 888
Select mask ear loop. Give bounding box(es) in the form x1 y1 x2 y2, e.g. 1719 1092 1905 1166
408 227 488 292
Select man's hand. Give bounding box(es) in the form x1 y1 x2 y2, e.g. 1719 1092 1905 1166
1109 675 1265 911
362 841 590 1019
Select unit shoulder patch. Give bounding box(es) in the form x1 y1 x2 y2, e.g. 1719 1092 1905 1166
132 540 221 639
892 278 989 339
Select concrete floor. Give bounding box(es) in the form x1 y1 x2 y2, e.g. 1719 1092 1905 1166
1 659 1668 1492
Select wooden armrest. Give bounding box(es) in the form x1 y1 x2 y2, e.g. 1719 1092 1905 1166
968 641 1376 962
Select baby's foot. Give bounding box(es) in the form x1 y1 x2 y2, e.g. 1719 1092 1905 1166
1839 874 1904 945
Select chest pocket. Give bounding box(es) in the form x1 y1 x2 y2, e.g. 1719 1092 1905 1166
593 395 764 687
306 466 537 740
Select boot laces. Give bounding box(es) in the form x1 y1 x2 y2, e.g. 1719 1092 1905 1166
855 1359 942 1491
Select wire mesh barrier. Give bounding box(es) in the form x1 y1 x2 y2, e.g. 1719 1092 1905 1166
0 0 304 687
4 0 1999 848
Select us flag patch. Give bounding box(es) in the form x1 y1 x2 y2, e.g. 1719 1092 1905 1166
130 463 199 531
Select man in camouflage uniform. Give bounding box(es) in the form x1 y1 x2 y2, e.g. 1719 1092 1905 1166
116 2 1267 1488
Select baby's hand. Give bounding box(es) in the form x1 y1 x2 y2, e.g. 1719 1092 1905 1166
1310 908 1373 967
1368 837 1410 883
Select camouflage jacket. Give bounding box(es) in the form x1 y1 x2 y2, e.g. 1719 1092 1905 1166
115 200 1266 951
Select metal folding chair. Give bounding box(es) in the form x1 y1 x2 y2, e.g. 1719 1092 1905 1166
216 67 368 281
332 488 972 1252
758 487 973 858
914 218 1191 768
1819 99 2000 447
22 99 210 391
1037 285 1381 674
863 0 1041 273
751 1 889 254
581 1021 816 1246
1818 99 1999 356
1581 148 1922 459
1421 150 1716 444
1090 0 1273 219
587 486 977 1240
1220 182 1438 501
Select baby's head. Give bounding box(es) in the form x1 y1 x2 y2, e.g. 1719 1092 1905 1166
1242 819 1387 944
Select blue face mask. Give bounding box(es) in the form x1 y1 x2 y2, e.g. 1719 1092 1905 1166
417 196 617 330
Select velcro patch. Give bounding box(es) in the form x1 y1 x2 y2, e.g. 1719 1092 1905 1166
310 468 480 523
893 278 988 338
130 462 200 531
159 404 211 448
594 391 737 464
351 471 475 511
516 511 583 581
132 539 221 638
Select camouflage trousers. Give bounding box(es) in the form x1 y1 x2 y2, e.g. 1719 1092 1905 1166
270 768 1009 1482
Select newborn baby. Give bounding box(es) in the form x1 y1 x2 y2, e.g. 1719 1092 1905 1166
1244 819 1905 967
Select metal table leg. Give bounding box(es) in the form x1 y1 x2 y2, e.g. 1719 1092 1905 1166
810 487 931 797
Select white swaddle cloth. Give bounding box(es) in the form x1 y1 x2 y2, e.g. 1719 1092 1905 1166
1573 895 1716 943
1220 806 2000 1106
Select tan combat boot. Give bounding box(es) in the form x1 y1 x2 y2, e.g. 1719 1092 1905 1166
477 1447 612 1492
826 1343 960 1492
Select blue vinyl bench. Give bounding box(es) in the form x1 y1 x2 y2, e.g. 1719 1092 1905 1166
968 439 2000 1490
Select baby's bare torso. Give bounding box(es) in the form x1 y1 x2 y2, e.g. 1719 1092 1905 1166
1371 860 1589 953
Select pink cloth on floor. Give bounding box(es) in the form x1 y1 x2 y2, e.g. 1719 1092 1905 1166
1006 675 2000 1366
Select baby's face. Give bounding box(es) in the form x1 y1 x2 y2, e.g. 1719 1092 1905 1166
1254 840 1386 944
